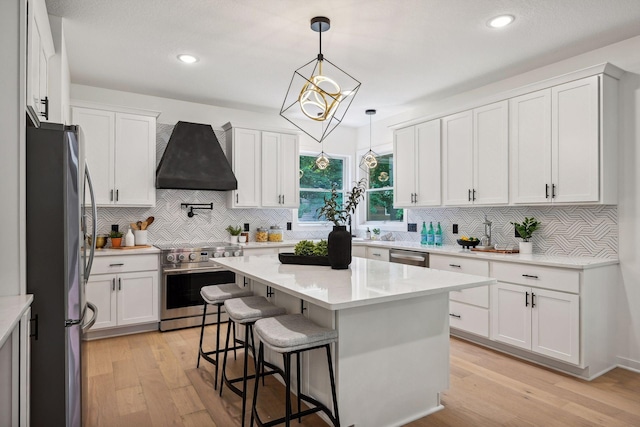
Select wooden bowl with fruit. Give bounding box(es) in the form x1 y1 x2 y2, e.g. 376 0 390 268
457 237 480 249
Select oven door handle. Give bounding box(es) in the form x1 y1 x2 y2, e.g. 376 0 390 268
163 266 224 275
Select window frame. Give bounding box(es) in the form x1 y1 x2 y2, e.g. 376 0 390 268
292 151 352 231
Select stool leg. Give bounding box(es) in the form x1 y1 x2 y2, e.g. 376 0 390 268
241 324 250 427
325 344 340 427
233 322 238 360
196 302 208 368
220 318 233 397
296 352 301 423
250 342 264 427
284 353 292 427
213 303 222 390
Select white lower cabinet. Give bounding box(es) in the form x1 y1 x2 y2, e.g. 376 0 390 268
87 255 159 331
352 245 367 258
491 282 579 365
366 247 389 262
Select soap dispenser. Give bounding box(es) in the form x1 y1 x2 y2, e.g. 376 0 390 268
124 227 135 247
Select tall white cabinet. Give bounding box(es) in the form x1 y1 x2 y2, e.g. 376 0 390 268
393 119 441 207
72 104 158 207
224 123 300 209
26 0 55 123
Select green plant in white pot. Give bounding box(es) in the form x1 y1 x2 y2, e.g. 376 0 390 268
510 217 540 254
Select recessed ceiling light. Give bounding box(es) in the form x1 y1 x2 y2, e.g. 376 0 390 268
488 15 515 28
177 54 198 64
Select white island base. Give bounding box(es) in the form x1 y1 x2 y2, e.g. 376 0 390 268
213 255 495 427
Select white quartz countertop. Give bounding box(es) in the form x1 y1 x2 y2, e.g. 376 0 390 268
212 255 495 310
0 294 33 348
352 241 618 269
94 246 160 256
241 241 298 249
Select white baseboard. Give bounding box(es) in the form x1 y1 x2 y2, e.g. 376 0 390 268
617 356 640 374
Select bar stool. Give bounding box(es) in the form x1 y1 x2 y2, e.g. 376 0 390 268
251 314 340 427
220 296 286 427
197 284 253 389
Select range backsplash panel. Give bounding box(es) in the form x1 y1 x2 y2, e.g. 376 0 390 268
91 123 617 258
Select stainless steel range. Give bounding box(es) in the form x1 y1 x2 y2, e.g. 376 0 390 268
158 242 243 331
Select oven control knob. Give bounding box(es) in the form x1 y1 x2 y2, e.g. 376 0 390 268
213 252 221 258
166 254 175 262
223 251 230 257
233 251 241 257
178 253 187 261
189 253 197 261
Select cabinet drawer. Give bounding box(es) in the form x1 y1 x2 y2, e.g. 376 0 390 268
450 285 489 308
366 247 390 262
430 254 489 276
91 254 158 275
449 301 489 337
492 262 579 294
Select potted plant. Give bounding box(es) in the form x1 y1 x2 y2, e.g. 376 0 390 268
225 225 242 243
109 230 123 248
317 178 367 269
510 217 540 254
372 228 381 240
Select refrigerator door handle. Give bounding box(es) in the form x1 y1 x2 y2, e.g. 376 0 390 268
84 163 98 282
81 302 98 331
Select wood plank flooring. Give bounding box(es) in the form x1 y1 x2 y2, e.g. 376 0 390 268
84 326 640 426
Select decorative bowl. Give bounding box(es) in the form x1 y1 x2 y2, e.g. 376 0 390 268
278 253 331 266
457 239 480 249
95 234 108 249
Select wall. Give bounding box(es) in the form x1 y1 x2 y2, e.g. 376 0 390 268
0 0 26 296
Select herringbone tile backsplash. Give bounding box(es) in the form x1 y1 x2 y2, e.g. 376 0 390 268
91 123 617 258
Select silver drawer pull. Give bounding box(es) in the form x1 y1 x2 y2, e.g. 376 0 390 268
449 264 461 268
449 313 461 319
109 263 124 267
522 274 539 279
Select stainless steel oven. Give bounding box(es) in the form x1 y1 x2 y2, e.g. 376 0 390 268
157 242 243 331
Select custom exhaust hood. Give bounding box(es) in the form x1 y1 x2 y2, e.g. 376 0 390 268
156 121 237 191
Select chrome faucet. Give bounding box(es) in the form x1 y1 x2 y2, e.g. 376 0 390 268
480 215 492 247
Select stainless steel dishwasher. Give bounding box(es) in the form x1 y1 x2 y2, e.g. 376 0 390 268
389 248 428 267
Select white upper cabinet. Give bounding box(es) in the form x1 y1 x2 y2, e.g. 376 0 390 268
261 132 300 208
26 0 55 124
511 74 616 204
224 123 299 209
442 101 508 206
72 105 157 207
393 119 441 208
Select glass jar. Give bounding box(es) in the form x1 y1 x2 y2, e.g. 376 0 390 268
268 226 283 242
256 227 268 242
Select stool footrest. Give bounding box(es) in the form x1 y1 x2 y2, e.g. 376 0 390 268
253 393 338 427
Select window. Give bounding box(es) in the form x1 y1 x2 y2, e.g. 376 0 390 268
366 153 404 222
297 154 346 223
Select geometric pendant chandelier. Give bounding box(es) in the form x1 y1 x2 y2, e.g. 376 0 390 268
280 16 361 143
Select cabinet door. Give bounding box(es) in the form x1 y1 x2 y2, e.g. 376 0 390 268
117 271 158 326
73 107 116 205
490 282 531 350
510 89 552 204
261 132 281 207
393 126 416 207
231 128 261 208
114 113 156 206
531 288 580 364
86 274 117 330
552 75 600 203
27 5 42 113
442 110 473 205
415 120 441 206
278 133 300 208
473 101 508 204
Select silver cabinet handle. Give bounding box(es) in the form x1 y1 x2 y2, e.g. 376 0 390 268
236 193 239 203
373 253 381 257
282 194 284 204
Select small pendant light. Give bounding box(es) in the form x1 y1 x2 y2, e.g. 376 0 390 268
315 114 330 170
360 109 379 170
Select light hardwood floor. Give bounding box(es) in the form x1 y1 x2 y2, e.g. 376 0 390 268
84 325 640 426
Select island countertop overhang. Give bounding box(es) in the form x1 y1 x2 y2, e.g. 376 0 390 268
212 255 496 310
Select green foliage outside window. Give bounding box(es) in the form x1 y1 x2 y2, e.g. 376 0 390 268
367 153 403 222
298 155 345 222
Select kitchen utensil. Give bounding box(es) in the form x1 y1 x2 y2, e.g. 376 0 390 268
137 221 143 230
130 222 139 230
145 216 155 227
141 221 148 230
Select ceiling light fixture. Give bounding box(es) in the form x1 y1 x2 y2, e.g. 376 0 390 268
280 16 361 143
360 109 379 171
177 54 198 64
488 15 515 28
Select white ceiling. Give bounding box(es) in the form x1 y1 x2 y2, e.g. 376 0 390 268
46 0 640 127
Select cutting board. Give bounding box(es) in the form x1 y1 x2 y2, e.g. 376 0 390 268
111 245 153 250
471 247 519 254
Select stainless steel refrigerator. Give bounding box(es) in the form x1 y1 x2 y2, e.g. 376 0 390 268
26 122 98 427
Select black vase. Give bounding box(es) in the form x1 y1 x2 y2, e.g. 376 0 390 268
328 225 352 269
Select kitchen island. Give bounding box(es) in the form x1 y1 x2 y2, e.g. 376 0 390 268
213 254 496 427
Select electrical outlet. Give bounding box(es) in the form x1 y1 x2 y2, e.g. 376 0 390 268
244 223 250 232
286 222 292 231
452 224 458 234
408 223 417 232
